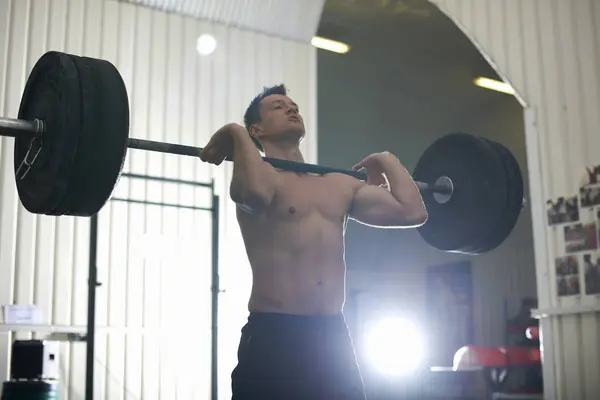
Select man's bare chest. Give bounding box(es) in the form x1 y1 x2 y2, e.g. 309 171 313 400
270 173 355 221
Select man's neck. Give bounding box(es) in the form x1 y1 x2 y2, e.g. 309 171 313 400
262 143 304 163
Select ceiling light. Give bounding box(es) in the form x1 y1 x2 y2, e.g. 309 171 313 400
311 36 350 54
197 34 216 56
474 77 515 95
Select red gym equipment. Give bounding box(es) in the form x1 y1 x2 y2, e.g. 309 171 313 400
452 326 543 398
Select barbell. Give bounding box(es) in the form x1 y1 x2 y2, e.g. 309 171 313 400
0 51 524 255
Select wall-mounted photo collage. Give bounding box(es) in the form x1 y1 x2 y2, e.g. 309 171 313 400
548 164 600 297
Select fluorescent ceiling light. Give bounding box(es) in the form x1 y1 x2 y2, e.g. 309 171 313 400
474 77 515 95
311 36 350 54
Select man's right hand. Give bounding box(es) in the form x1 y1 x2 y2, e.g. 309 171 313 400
199 123 246 165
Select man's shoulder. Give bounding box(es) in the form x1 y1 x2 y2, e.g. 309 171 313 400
323 172 364 191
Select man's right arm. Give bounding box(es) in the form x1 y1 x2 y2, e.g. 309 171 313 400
229 128 277 214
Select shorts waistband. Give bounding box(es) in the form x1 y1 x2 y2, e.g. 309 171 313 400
246 311 346 329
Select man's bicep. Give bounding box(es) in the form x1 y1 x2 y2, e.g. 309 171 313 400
348 184 406 227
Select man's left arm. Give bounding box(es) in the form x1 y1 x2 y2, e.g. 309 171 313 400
348 152 428 228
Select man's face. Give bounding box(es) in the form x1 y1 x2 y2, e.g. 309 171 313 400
251 94 305 144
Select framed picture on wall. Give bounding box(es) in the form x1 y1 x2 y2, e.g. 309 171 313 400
425 261 474 367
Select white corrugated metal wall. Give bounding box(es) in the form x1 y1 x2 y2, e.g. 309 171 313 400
0 0 317 399
118 0 325 42
430 0 600 398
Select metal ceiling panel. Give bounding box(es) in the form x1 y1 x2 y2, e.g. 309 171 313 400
118 0 326 42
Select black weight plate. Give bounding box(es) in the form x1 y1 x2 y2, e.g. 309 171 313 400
459 138 507 254
58 55 129 216
459 137 510 254
478 138 523 253
413 133 507 253
466 137 511 254
14 51 82 215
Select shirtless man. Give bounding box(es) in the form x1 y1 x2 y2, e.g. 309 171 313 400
199 84 427 399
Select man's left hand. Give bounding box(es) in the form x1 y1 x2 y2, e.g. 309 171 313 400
352 152 398 187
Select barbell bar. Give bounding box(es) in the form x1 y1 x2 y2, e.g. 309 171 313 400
0 117 452 196
0 51 524 255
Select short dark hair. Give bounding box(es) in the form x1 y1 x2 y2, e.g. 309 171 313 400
243 84 288 151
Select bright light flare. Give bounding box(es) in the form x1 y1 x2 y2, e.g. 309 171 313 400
197 34 217 55
364 317 425 376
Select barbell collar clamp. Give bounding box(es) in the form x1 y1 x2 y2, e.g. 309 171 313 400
431 176 454 204
0 116 43 138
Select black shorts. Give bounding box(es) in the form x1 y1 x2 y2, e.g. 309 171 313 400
231 312 366 399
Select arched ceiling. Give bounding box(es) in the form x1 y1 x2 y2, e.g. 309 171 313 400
116 0 325 42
